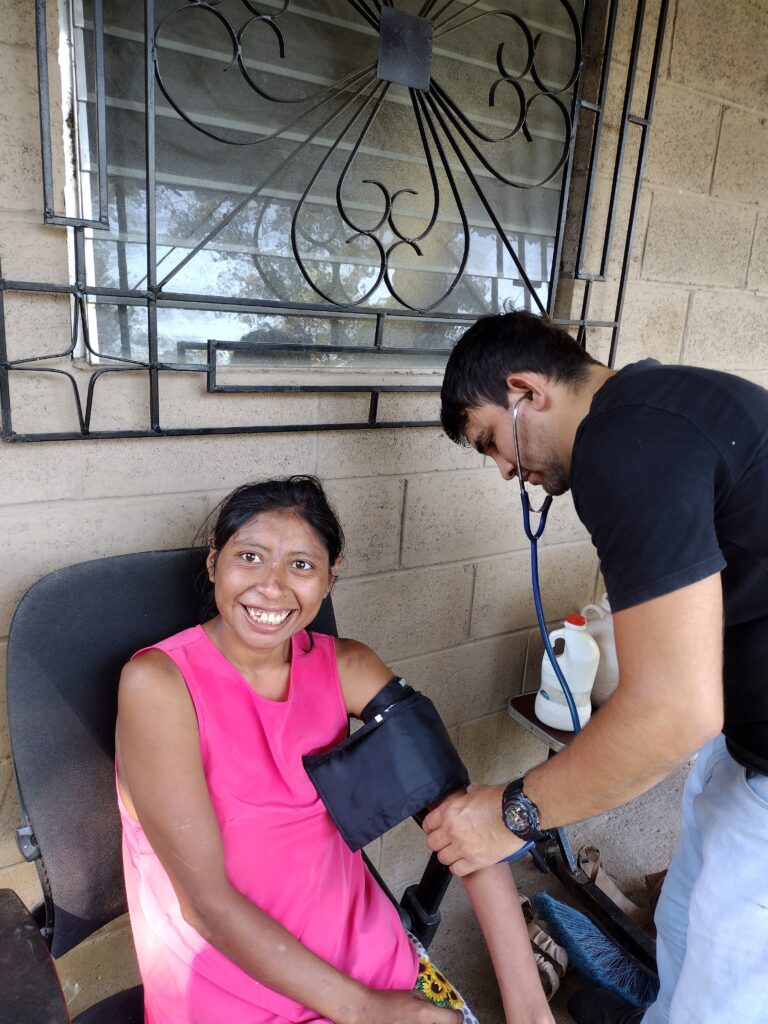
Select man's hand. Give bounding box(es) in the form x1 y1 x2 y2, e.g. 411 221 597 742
422 784 524 876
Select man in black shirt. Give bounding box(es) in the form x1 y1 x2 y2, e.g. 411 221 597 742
423 311 768 1024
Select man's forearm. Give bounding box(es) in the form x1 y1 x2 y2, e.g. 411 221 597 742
524 684 716 829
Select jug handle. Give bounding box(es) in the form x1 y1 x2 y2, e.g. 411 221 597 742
547 626 566 647
580 603 604 622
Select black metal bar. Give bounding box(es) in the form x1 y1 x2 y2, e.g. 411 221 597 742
543 839 657 975
548 0 592 312
400 852 453 948
146 0 160 432
35 0 109 229
597 0 648 279
92 0 109 224
3 418 443 443
35 0 55 223
0 287 13 439
115 183 132 358
575 0 621 277
607 0 670 367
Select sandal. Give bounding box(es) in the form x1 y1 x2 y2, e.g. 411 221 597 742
577 845 652 929
519 894 569 1001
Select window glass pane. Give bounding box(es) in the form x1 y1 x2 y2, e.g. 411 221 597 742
77 0 582 364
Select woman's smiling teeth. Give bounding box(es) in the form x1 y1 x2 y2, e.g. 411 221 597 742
245 606 292 625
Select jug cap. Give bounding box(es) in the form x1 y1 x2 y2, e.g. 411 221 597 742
565 613 587 628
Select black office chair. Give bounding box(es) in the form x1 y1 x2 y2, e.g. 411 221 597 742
2 549 452 1024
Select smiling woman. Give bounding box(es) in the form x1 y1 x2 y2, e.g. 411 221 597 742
114 474 556 1024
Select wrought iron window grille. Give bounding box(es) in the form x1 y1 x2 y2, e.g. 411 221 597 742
0 0 668 442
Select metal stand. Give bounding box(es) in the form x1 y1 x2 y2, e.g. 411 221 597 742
509 693 659 978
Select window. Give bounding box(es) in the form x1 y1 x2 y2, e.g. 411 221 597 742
71 0 581 371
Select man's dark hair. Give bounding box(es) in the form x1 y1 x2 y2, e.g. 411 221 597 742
440 311 600 443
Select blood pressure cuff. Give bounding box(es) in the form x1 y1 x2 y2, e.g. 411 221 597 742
302 677 470 851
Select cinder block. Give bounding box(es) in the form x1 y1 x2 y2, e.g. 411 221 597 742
0 493 210 633
376 391 442 423
684 290 768 371
317 426 468 479
3 0 37 47
159 373 328 431
401 471 532 568
471 542 599 640
316 390 375 426
0 440 83 505
2 291 72 362
671 0 768 111
390 631 529 729
332 564 473 663
643 192 755 288
0 216 69 283
0 46 44 212
712 108 768 206
7 365 87 436
747 214 768 292
326 476 402 577
563 173 651 288
378 817 431 896
57 915 141 1018
0 858 40 910
82 433 317 499
86 371 151 434
363 837 381 872
0 760 22 868
458 712 548 786
603 284 689 368
645 83 720 193
540 491 591 547
611 0 674 78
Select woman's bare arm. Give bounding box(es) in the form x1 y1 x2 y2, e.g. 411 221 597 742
116 650 458 1024
462 866 553 1024
334 644 552 1022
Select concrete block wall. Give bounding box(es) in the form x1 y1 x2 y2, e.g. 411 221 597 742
1 0 767 1013
576 0 768 384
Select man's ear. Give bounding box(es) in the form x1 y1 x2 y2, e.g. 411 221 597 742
505 371 550 410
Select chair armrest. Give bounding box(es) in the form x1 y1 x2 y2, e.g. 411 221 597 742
0 888 70 1024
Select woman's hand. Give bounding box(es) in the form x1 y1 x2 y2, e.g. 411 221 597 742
349 989 462 1024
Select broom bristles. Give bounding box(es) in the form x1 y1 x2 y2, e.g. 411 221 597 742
534 891 659 1009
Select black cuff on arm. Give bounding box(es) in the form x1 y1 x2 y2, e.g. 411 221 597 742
359 676 415 722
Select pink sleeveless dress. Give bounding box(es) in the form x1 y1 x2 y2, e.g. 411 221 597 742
118 626 418 1024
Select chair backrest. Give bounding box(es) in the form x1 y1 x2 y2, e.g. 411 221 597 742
6 548 337 958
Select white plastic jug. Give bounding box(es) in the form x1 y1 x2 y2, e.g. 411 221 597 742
534 613 599 731
581 593 619 706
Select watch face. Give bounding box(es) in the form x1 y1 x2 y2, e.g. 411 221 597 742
503 796 532 834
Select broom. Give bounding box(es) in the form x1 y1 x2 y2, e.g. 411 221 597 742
534 891 659 1009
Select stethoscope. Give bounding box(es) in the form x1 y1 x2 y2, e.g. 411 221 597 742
500 394 582 865
511 393 552 542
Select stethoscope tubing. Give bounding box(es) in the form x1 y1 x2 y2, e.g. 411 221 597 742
512 393 582 733
499 395 582 865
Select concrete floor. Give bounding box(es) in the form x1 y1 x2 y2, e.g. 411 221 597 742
426 763 690 1024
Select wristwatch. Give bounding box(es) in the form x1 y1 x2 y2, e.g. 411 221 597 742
501 777 548 842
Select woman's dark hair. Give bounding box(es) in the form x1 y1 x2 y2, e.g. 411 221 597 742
440 311 600 444
196 475 345 625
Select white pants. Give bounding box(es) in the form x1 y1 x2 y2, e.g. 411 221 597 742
643 734 768 1024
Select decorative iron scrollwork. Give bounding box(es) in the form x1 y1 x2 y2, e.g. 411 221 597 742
152 0 583 313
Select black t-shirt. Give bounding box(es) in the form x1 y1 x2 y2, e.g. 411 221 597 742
571 360 768 773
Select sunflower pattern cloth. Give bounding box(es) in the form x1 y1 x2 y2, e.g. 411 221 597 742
408 933 479 1024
